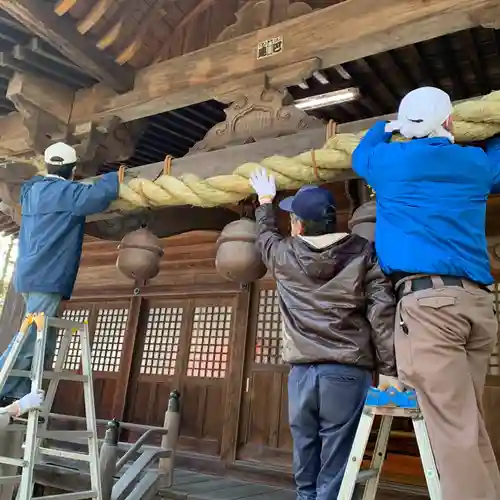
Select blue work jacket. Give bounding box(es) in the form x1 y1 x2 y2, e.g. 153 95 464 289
14 173 119 299
352 121 500 285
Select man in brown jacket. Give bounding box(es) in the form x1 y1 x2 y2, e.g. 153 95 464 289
249 169 397 500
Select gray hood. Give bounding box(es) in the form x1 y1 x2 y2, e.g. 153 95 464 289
348 201 376 242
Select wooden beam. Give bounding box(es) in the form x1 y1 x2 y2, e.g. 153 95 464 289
69 0 500 123
0 0 135 92
7 71 74 124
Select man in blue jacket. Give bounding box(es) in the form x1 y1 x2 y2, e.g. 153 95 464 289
352 87 500 500
0 142 121 405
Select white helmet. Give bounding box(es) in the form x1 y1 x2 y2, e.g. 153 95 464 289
44 142 77 165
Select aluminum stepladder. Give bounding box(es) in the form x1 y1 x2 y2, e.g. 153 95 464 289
337 387 442 500
0 313 102 500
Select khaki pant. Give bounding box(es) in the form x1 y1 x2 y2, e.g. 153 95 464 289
395 279 500 500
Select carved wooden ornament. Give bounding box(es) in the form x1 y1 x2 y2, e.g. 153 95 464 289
189 86 321 153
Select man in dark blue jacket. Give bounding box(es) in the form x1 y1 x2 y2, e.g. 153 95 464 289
0 142 120 404
352 87 500 500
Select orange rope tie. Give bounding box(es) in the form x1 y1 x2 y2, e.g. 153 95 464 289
163 155 173 176
326 119 337 141
310 149 320 181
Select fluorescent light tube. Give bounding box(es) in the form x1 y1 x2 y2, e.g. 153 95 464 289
294 87 360 111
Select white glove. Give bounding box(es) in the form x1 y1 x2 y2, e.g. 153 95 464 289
17 389 45 415
377 374 405 392
249 167 276 200
384 121 401 133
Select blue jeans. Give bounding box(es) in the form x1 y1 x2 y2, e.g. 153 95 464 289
0 292 62 399
288 363 371 500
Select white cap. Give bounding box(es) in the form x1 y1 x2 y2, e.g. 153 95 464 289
385 87 454 142
44 142 77 165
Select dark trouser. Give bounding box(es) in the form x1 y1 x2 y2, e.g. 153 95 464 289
396 277 500 500
288 363 371 500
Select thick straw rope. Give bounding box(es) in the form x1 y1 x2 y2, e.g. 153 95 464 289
11 90 500 213
114 90 500 211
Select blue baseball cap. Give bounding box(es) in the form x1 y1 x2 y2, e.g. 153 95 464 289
279 185 336 221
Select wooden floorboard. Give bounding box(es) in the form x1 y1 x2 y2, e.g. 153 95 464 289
160 470 430 500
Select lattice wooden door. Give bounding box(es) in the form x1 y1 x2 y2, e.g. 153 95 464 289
124 299 188 442
51 301 131 421
124 296 236 456
178 298 234 456
237 283 292 467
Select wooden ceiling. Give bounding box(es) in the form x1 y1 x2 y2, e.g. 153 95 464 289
51 0 346 69
0 0 499 173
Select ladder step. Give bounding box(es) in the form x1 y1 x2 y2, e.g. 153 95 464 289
0 475 21 485
4 423 29 432
357 469 379 483
368 406 421 418
35 491 98 500
46 317 86 331
39 447 91 462
10 370 89 382
0 456 25 467
39 430 94 443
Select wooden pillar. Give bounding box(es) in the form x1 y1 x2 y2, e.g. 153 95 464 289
0 282 25 353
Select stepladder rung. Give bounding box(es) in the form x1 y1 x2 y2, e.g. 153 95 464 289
39 447 92 462
356 469 378 483
0 455 25 467
0 474 21 485
9 369 90 382
367 406 421 418
38 430 94 443
45 317 87 331
35 491 98 500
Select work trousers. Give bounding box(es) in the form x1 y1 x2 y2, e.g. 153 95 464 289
395 279 500 500
0 292 62 400
288 363 370 500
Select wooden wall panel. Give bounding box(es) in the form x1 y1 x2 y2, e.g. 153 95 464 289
72 231 229 297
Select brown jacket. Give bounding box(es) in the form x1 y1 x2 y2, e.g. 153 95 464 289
255 202 396 376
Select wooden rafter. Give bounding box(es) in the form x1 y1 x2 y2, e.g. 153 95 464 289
96 0 137 51
54 0 78 17
173 0 217 37
116 0 170 66
0 0 135 92
77 0 115 35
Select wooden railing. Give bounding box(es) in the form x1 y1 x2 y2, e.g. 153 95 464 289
33 390 181 499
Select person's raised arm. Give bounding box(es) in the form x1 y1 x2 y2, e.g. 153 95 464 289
364 250 397 378
250 168 283 275
51 172 120 217
352 121 392 186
